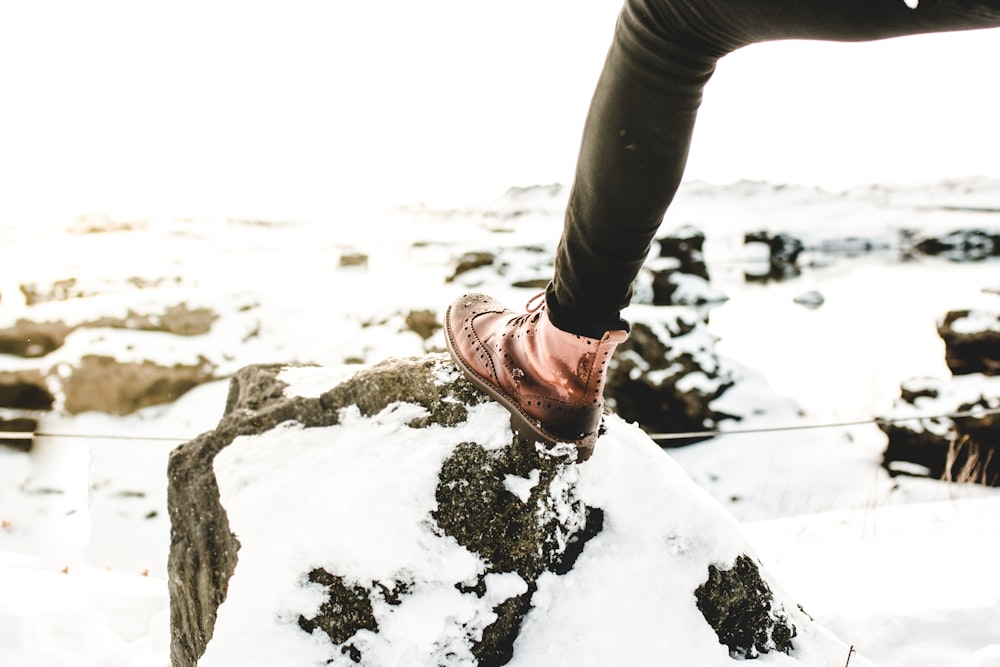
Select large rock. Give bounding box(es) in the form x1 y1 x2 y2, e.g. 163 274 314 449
879 375 1000 485
937 310 1000 376
914 229 1000 261
879 310 1000 484
606 306 735 445
0 301 222 417
61 354 217 415
168 356 861 667
634 227 727 309
743 231 804 283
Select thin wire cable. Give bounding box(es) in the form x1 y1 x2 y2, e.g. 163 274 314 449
0 431 191 443
648 407 1000 442
1 407 998 445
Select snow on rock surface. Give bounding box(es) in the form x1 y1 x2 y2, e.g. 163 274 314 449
168 357 865 667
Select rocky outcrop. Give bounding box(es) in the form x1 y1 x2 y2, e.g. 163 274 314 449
61 355 216 415
447 247 553 290
0 415 37 452
879 376 1000 485
914 229 1000 262
0 303 218 358
634 227 727 308
879 310 1000 485
743 231 804 283
606 306 735 445
937 310 1000 376
0 301 221 420
168 358 850 667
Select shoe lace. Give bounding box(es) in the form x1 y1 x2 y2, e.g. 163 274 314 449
525 291 545 314
509 291 546 329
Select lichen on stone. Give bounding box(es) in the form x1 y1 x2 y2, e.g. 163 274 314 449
694 553 796 658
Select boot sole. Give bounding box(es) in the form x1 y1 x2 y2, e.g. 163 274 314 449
444 304 596 463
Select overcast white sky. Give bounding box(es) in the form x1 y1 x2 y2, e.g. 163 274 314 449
2 1 999 224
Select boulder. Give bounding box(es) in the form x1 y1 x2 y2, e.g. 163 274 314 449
914 229 1000 261
0 370 55 412
633 227 727 309
61 355 217 415
654 226 710 281
937 310 1000 376
605 306 735 445
0 320 73 358
743 231 804 283
0 415 37 452
168 357 859 667
878 375 1000 485
447 247 553 291
0 304 217 361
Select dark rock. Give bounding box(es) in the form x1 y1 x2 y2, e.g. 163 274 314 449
743 231 804 283
447 246 554 291
403 309 441 341
447 251 496 283
298 569 379 648
0 370 55 411
0 415 37 452
879 376 1000 485
695 554 796 658
87 304 219 337
62 355 217 415
655 226 710 280
0 304 217 359
605 308 735 445
915 229 999 261
338 252 369 269
0 320 73 358
937 310 1000 376
636 227 727 309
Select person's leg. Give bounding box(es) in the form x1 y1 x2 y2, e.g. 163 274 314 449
446 0 1000 457
547 0 1000 338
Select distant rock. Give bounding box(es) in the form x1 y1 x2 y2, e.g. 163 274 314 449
0 303 218 358
937 310 1000 376
0 415 38 452
880 309 1000 484
634 227 728 309
62 355 217 415
743 231 804 283
447 247 553 290
0 320 73 358
168 358 856 667
879 375 1000 485
654 226 710 280
0 370 55 412
793 291 825 309
914 229 1000 261
18 276 184 305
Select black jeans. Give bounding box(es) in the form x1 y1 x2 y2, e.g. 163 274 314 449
546 0 1000 338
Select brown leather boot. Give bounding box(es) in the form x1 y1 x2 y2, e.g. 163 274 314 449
445 292 627 462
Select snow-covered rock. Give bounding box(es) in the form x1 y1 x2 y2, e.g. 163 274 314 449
937 309 1000 376
607 305 735 444
167 356 863 667
879 375 1000 485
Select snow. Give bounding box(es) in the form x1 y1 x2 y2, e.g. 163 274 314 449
2 4 1000 664
3 178 1000 666
946 310 1000 335
200 392 862 666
